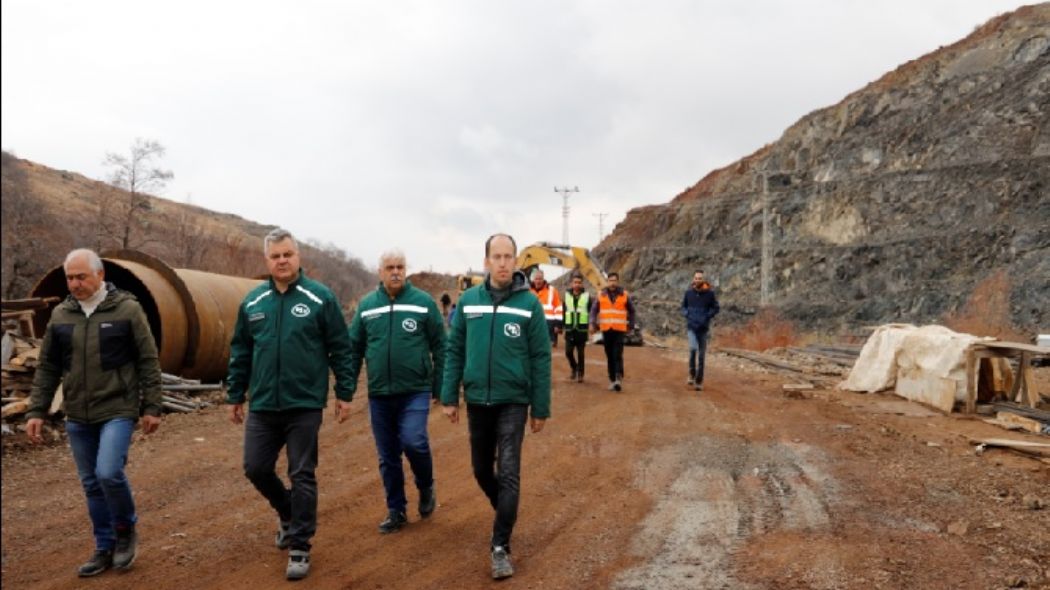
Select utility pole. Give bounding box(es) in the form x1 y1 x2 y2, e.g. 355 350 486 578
593 212 608 243
760 173 771 306
554 186 579 244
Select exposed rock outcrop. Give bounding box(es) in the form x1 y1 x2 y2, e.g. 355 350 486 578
597 4 1049 336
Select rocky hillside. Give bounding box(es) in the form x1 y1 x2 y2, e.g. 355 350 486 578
596 4 1049 337
0 152 376 307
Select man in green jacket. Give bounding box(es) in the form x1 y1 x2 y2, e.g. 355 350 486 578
441 233 551 580
226 228 355 581
348 249 445 534
27 248 162 577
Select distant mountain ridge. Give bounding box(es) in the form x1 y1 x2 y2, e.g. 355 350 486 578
0 152 376 307
595 4 1049 336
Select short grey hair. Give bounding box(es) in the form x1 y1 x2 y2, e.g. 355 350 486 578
263 228 298 254
378 248 406 269
64 248 104 273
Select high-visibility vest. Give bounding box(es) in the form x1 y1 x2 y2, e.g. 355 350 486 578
597 290 629 332
563 291 589 330
533 283 562 322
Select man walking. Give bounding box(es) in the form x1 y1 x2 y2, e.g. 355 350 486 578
590 272 636 392
226 228 355 581
348 249 444 534
562 272 591 383
27 248 162 577
529 268 562 348
682 269 720 392
441 233 551 580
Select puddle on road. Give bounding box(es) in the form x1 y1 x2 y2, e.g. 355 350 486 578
614 436 838 590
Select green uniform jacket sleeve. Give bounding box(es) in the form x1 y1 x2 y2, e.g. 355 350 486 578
527 296 552 419
131 303 163 417
324 293 355 402
346 308 366 397
426 299 446 395
440 294 467 405
26 322 62 420
225 303 253 404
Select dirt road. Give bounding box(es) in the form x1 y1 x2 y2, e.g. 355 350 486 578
3 347 1048 589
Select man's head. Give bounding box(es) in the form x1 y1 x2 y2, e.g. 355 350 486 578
379 249 407 296
607 271 620 290
64 249 105 301
571 273 584 293
484 233 517 288
692 269 706 289
530 268 546 290
264 228 301 285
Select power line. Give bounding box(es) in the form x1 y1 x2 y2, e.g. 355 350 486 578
593 212 608 243
554 186 579 244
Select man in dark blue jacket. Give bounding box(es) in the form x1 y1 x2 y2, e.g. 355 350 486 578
681 270 720 392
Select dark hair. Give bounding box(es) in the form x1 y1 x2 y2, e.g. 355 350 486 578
694 269 704 275
484 233 517 257
607 271 619 280
570 272 584 281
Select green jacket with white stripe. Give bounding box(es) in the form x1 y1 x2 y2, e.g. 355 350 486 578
440 271 552 418
226 272 355 411
347 280 446 397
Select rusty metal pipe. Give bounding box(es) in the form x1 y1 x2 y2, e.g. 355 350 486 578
31 250 261 381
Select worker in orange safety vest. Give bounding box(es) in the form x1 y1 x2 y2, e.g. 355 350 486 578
588 271 635 392
529 269 562 348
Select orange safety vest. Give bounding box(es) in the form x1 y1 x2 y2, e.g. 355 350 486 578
597 289 629 332
533 283 563 322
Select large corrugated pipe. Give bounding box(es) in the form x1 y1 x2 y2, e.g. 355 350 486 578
31 250 262 381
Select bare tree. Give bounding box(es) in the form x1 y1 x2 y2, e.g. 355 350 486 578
98 138 174 251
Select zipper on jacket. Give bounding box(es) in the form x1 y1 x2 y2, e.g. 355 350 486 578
387 294 395 395
276 291 284 411
82 311 91 422
487 299 497 405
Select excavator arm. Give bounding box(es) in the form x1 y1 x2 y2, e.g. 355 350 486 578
516 242 608 290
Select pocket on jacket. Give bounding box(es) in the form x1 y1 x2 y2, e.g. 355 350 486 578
50 323 75 371
99 320 137 371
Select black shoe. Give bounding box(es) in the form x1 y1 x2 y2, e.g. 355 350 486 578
491 545 514 579
378 510 407 534
419 485 436 518
613 380 622 392
78 549 113 577
113 526 137 570
577 372 584 383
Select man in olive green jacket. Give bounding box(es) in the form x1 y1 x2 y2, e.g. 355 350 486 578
225 229 355 581
441 233 551 580
27 249 162 577
348 249 445 534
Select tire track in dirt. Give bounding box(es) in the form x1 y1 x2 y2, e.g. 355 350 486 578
614 437 837 590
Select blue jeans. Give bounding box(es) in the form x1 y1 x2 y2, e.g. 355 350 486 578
66 418 138 551
368 392 434 513
687 328 709 383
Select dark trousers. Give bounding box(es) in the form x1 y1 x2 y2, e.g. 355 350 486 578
243 409 322 551
602 329 626 382
564 330 587 376
466 403 528 551
688 327 710 383
546 321 558 347
368 392 434 513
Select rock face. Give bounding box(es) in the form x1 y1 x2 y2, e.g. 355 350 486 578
597 5 1049 337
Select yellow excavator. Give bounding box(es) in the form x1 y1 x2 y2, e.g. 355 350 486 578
456 242 643 345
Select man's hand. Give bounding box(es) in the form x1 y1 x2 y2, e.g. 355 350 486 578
26 418 44 444
442 404 459 424
227 403 244 425
335 400 352 424
530 417 546 433
141 414 161 435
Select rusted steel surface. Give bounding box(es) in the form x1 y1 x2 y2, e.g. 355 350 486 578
30 251 261 381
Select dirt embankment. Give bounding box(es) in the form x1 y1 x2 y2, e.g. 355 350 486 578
2 347 1048 589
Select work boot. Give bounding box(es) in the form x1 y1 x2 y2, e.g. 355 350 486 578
112 525 138 570
613 380 622 392
77 549 114 577
695 382 704 392
286 549 310 580
419 485 436 518
275 518 292 549
491 545 514 579
378 510 407 534
608 382 617 391
568 370 578 382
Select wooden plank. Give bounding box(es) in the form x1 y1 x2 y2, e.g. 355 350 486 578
992 411 1045 434
971 438 1050 457
965 347 977 414
1 399 29 418
975 341 1050 355
1021 353 1037 408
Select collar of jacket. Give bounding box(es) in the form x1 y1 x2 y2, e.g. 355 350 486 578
62 281 120 313
376 278 414 301
693 282 711 292
604 286 624 296
485 270 529 294
268 270 305 291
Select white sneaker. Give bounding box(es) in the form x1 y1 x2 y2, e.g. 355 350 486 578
286 549 310 580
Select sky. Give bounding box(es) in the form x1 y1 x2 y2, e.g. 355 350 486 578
1 0 1032 275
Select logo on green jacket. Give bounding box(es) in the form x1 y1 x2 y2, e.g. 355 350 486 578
402 318 418 332
291 303 311 318
503 323 521 338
